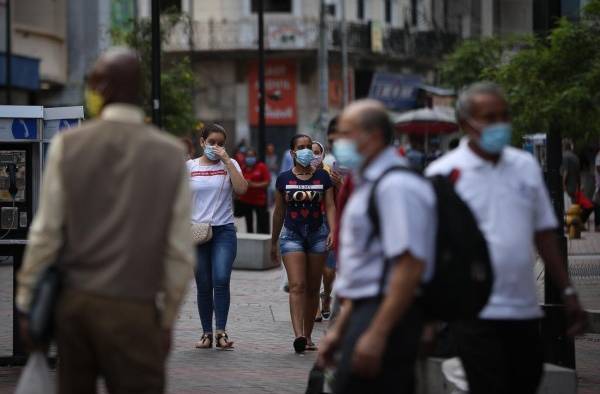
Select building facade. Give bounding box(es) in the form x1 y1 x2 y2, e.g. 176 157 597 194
150 0 457 150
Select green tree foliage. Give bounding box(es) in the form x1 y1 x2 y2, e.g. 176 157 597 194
111 12 196 136
438 0 600 142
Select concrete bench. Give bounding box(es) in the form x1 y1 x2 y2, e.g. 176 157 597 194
234 233 278 270
420 358 577 394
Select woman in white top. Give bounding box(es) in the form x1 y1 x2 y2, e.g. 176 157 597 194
188 124 248 349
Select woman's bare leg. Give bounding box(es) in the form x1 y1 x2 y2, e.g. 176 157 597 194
304 253 326 344
283 252 307 338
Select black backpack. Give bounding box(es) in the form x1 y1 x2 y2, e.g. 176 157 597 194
368 166 493 321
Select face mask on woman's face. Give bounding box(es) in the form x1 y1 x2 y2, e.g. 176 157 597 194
203 144 219 161
245 157 257 167
295 148 314 168
310 155 323 168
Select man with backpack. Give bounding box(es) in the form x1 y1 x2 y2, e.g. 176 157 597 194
426 82 587 394
317 99 437 394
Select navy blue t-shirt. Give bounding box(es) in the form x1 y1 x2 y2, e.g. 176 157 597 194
276 169 332 236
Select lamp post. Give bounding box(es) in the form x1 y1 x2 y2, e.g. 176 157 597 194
5 0 11 104
257 0 266 162
151 0 161 128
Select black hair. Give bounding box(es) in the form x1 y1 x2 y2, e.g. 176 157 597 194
289 134 312 151
327 116 339 136
201 123 227 141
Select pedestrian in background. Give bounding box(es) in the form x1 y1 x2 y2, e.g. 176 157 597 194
562 139 580 205
189 124 248 350
17 48 195 393
594 146 600 230
265 143 279 207
271 134 336 353
318 100 437 394
238 148 271 234
311 141 337 322
427 82 587 394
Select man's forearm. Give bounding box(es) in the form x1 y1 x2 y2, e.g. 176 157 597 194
368 255 424 337
536 231 571 291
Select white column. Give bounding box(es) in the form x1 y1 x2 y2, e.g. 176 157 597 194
481 0 495 37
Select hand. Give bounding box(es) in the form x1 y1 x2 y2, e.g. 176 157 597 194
565 295 587 336
351 329 387 378
18 314 35 352
326 233 334 250
270 241 280 264
163 329 173 354
212 146 230 163
330 170 343 188
317 328 342 369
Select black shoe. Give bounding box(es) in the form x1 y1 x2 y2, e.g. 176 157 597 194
293 336 307 353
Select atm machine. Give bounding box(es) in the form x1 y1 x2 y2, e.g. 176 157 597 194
0 106 43 364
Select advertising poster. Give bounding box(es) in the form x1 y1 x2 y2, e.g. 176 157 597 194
248 59 297 126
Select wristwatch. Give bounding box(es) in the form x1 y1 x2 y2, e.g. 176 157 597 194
563 286 577 298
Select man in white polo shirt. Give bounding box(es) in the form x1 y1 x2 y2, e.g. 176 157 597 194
426 82 586 394
317 99 436 394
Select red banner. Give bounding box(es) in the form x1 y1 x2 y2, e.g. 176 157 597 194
248 59 297 126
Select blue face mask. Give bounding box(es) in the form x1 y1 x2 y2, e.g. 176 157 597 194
333 139 363 171
204 145 219 161
478 123 512 154
245 157 257 167
295 148 314 167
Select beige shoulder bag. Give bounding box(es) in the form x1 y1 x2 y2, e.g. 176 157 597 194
191 170 228 245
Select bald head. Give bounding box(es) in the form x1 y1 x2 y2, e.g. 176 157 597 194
336 99 394 168
339 99 394 145
87 47 141 107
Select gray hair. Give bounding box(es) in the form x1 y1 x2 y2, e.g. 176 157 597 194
455 82 507 121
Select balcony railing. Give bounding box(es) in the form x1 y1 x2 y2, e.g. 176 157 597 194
167 18 457 60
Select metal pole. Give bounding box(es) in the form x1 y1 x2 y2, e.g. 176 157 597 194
5 0 11 104
542 128 575 368
151 0 162 128
341 0 348 106
318 0 329 141
257 0 266 162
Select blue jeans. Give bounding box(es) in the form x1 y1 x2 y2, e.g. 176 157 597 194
195 223 237 332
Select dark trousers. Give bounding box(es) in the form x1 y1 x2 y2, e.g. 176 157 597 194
452 319 543 394
237 201 270 234
56 289 166 394
334 299 423 394
595 203 600 227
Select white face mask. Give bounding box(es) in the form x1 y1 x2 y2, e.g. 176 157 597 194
311 155 323 168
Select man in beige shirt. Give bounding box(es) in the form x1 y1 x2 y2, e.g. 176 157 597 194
16 48 195 393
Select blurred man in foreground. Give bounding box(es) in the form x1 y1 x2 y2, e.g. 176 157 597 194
17 48 195 393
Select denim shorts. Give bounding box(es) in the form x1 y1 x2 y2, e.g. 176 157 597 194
280 224 329 255
325 251 337 269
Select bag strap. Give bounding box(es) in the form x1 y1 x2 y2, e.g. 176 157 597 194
208 166 228 225
366 165 420 295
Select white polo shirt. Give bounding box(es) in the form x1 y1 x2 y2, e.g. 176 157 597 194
426 140 558 320
334 147 437 300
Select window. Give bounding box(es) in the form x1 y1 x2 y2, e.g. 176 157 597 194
357 0 365 20
385 0 392 23
160 0 181 13
411 0 418 26
251 0 292 13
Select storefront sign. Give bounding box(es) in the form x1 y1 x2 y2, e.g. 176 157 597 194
368 73 422 111
248 60 297 126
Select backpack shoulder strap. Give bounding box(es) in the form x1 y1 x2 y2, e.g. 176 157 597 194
367 165 420 241
366 165 422 296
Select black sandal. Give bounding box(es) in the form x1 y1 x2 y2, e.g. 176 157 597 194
215 332 234 349
293 336 307 353
195 333 213 349
320 292 332 320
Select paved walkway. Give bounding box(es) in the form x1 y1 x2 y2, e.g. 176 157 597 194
0 226 598 393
